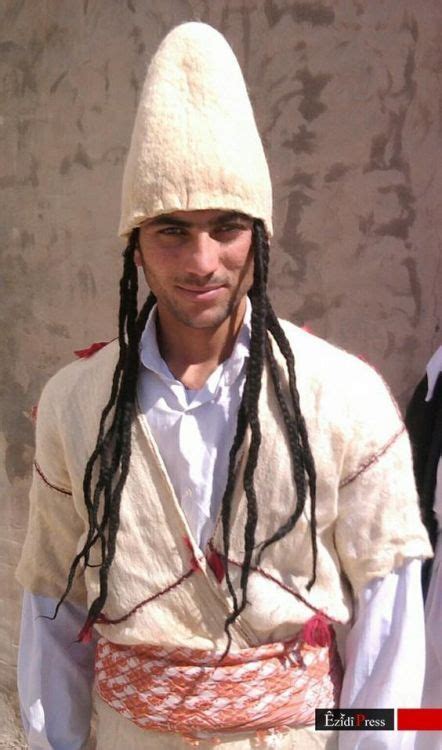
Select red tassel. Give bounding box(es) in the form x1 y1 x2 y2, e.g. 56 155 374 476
77 618 94 644
74 341 109 359
207 549 225 583
301 613 332 648
31 404 38 423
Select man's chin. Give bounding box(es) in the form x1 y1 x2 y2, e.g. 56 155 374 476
168 301 241 330
173 311 231 330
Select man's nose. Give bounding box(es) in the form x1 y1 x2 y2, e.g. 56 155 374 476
186 232 219 276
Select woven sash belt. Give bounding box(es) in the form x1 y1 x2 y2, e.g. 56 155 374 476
95 614 342 743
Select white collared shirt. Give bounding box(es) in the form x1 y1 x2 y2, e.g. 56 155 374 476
137 301 250 549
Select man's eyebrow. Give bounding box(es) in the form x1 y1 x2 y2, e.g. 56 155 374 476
146 212 252 228
208 211 252 226
147 215 192 228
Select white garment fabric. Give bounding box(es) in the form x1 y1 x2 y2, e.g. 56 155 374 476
415 459 442 750
18 305 426 748
425 346 442 401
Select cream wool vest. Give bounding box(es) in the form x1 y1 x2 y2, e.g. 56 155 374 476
17 321 431 656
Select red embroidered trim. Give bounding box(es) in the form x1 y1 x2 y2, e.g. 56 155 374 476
34 461 72 496
339 425 405 489
97 567 197 626
183 535 202 572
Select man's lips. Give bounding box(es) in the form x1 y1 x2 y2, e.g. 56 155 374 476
175 284 226 298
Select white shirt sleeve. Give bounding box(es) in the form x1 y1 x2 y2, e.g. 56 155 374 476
339 558 425 750
18 591 96 750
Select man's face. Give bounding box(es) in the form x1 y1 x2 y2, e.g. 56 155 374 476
136 209 254 330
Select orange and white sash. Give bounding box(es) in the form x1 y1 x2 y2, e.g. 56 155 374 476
95 615 342 744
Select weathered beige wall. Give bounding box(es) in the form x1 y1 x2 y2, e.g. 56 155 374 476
1 0 441 743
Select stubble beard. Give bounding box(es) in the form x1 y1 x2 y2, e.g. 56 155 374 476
161 288 245 330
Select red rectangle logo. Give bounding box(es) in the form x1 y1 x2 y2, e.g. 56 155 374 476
397 709 442 730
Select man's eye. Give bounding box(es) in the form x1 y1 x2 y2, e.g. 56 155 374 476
159 227 185 236
217 224 244 233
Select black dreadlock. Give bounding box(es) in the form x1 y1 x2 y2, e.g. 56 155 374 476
220 221 317 651
54 220 317 644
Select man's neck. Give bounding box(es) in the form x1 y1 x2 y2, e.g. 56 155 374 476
155 299 247 390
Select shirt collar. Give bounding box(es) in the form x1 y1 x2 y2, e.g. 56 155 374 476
139 298 251 402
426 345 442 402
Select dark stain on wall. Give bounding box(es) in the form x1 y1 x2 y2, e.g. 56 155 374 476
402 48 417 100
60 156 71 175
282 189 319 283
295 68 332 122
292 292 326 324
78 265 97 297
28 155 39 186
46 322 70 338
74 143 93 170
130 70 140 103
283 124 316 154
402 13 419 45
20 230 35 250
2 0 26 25
1 373 34 482
287 171 315 188
402 257 422 327
264 0 335 28
130 26 146 56
324 163 350 183
60 144 94 174
50 70 68 94
366 110 409 174
375 184 416 240
265 89 302 136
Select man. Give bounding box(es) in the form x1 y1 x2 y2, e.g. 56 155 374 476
406 348 442 750
16 22 431 750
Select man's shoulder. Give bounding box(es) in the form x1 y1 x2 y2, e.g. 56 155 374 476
277 318 370 374
39 339 120 418
276 318 396 408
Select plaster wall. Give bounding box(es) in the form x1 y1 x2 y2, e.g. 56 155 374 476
1 0 441 744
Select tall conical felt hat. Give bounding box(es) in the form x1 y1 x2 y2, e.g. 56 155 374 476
118 22 273 237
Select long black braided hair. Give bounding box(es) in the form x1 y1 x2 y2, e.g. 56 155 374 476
54 220 317 644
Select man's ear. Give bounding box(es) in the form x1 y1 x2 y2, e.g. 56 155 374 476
134 248 143 267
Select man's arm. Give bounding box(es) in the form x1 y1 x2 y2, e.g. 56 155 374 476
18 591 96 750
339 558 425 750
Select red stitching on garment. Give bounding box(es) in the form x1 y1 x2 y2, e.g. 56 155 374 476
339 425 405 489
183 535 202 572
223 555 344 625
97 567 197 626
34 461 72 496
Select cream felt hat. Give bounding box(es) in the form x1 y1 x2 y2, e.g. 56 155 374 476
118 22 273 238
